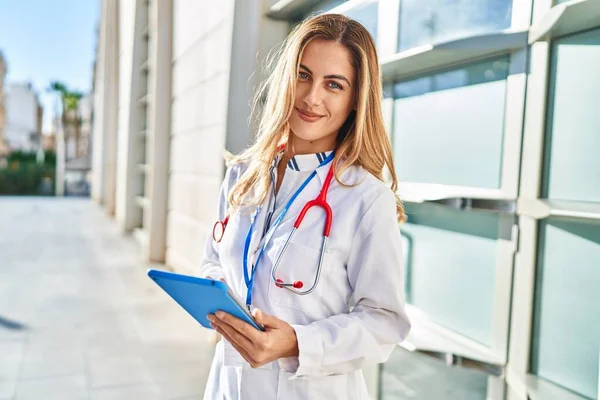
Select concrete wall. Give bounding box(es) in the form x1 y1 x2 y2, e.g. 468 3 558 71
115 0 143 231
91 0 286 269
166 0 237 272
91 0 119 213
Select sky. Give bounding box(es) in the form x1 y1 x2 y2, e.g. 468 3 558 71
0 0 100 133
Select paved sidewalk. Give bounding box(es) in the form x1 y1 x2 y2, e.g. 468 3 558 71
0 197 216 400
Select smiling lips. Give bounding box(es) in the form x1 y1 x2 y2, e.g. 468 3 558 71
296 107 324 122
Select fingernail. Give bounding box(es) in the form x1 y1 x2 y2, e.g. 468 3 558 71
207 315 215 322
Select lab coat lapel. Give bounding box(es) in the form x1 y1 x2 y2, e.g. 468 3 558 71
248 205 267 269
247 178 277 269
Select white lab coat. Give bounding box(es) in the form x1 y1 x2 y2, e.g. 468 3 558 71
199 151 411 400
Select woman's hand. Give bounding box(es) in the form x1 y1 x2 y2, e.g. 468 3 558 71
207 308 299 368
206 275 227 283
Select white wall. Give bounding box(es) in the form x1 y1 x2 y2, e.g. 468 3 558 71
166 0 287 273
5 82 39 152
166 0 236 272
115 0 143 231
91 0 119 213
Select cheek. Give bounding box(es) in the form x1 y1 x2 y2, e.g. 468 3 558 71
327 99 353 124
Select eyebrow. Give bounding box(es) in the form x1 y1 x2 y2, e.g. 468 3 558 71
299 64 352 88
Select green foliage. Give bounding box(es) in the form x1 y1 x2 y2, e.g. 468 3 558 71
0 151 56 195
47 81 83 110
7 150 56 166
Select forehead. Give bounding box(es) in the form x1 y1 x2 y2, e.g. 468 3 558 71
300 38 355 79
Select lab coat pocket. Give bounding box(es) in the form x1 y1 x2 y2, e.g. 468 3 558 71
268 240 343 320
309 374 355 399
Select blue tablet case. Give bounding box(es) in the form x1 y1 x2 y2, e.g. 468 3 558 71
147 269 263 331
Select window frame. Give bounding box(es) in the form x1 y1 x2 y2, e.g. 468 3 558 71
509 2 600 400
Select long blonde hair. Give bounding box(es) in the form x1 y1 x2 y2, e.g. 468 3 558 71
226 13 405 223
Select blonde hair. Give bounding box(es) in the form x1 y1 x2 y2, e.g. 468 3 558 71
226 13 405 223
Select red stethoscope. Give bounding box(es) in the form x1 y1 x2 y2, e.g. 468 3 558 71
212 147 336 307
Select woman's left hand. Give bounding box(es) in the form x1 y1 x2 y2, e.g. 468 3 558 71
207 308 299 368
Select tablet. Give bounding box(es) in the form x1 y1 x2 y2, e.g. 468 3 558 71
147 269 264 331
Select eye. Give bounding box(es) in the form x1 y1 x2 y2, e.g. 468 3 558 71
328 81 343 90
298 72 310 80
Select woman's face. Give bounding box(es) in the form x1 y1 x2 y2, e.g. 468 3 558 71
288 38 356 153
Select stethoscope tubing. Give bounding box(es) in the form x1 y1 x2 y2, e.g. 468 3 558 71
242 151 336 307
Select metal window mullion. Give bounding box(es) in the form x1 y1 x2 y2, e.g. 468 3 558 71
380 31 528 83
511 0 535 30
397 182 510 203
530 0 600 43
500 48 528 199
377 0 400 59
506 216 540 400
518 198 600 221
533 0 555 24
490 215 519 366
506 36 552 399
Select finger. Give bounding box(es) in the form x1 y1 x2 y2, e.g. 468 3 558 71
211 323 257 365
216 311 262 342
206 275 227 283
212 315 255 353
252 308 280 328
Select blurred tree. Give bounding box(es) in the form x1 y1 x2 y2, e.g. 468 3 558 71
47 81 84 158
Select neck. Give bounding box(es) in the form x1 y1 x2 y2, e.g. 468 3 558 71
285 131 336 159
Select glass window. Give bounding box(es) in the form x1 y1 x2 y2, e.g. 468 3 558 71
397 0 513 52
302 0 347 18
341 1 378 44
293 1 379 51
381 346 491 399
531 219 600 400
401 203 504 345
542 28 600 203
393 57 509 188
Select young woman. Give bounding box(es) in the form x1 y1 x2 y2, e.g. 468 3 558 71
200 13 411 399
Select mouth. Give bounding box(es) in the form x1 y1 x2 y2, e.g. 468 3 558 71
295 107 324 122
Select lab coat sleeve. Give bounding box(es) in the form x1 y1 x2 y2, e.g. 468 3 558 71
278 189 411 378
198 165 237 281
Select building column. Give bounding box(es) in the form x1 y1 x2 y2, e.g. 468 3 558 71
92 0 119 214
143 0 173 262
115 0 146 231
91 0 108 203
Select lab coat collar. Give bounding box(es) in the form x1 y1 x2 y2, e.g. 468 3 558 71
285 151 334 172
271 145 335 185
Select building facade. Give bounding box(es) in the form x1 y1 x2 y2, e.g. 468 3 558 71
0 51 8 156
4 82 43 152
91 0 600 399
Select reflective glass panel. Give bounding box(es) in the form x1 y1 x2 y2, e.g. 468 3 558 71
397 0 513 52
543 28 600 202
393 57 509 188
531 219 600 400
341 1 378 43
401 203 505 345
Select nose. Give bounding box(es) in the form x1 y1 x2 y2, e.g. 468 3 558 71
302 82 322 108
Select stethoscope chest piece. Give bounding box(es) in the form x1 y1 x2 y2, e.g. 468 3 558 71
212 216 229 243
270 164 335 295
